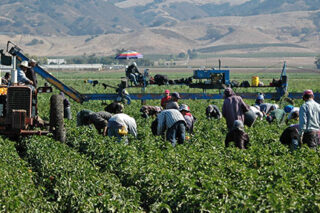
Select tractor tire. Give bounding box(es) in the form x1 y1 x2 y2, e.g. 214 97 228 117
50 94 66 143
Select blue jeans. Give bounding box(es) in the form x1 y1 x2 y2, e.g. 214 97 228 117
166 121 186 147
129 73 138 86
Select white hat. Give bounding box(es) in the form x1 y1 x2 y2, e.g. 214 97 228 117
20 61 30 68
29 59 36 63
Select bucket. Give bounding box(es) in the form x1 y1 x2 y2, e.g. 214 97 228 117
252 76 259 87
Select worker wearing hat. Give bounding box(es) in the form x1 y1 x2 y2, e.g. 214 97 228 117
299 90 320 148
179 104 196 134
17 61 34 86
165 92 180 110
255 93 264 106
26 58 38 87
225 120 250 149
161 89 171 108
284 105 299 124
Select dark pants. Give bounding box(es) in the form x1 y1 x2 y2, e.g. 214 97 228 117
166 121 186 147
303 131 320 149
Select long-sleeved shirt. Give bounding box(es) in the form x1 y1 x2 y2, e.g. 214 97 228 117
225 129 250 149
17 68 32 84
165 100 179 110
89 111 113 131
299 99 320 135
183 112 196 133
222 95 250 130
108 113 137 137
287 107 299 120
250 106 263 120
260 103 277 114
161 96 171 108
157 109 186 135
206 105 222 119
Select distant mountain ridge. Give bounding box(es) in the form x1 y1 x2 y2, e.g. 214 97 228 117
0 0 319 56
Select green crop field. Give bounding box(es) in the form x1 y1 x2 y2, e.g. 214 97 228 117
1 69 320 212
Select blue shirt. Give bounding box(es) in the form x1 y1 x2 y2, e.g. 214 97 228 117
17 68 31 84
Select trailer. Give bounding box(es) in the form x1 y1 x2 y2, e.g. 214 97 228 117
2 41 318 105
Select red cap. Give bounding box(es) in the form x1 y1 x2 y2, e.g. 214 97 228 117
303 90 313 96
164 90 170 94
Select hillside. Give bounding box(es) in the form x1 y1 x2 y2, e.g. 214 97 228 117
0 0 319 56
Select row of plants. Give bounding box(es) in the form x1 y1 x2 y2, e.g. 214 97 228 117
62 99 320 212
0 138 51 211
19 135 142 212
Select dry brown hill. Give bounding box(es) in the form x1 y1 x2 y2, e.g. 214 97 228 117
0 9 319 57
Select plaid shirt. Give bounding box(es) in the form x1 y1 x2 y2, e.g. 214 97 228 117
157 109 185 135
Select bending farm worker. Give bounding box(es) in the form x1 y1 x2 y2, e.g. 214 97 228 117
154 109 186 147
107 104 137 142
225 120 250 149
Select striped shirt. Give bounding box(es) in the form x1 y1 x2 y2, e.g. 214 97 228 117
108 113 137 137
157 109 186 135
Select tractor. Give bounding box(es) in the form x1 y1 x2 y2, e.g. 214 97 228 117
0 42 66 142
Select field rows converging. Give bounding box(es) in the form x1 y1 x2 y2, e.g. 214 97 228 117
2 71 320 212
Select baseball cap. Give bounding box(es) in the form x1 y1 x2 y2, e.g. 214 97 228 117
257 94 264 100
284 105 294 113
164 89 170 94
303 90 313 96
171 92 181 99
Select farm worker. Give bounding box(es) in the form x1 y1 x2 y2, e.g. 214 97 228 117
77 109 112 136
27 59 38 88
225 120 250 149
260 103 278 115
266 108 286 124
250 105 264 120
206 104 222 119
280 125 300 150
116 84 131 105
59 92 72 120
17 61 34 87
161 89 171 108
1 72 11 85
126 62 139 86
299 90 320 148
222 88 250 130
105 101 125 114
88 111 112 136
284 105 299 124
140 105 162 118
155 109 186 146
107 104 137 141
179 104 196 134
165 92 180 109
255 93 264 106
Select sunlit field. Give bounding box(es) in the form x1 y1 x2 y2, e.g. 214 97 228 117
1 67 320 212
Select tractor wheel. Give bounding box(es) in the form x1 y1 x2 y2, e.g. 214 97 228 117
50 94 66 142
